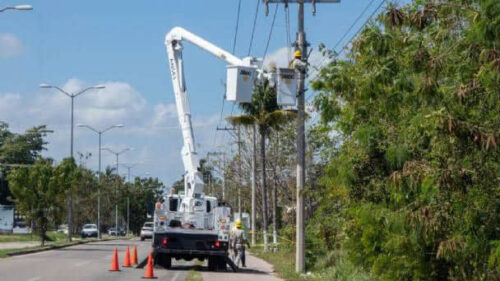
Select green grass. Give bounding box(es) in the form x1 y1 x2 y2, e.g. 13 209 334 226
250 247 374 281
184 260 203 281
0 231 66 243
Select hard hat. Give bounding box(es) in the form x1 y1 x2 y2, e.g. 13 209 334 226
294 49 302 58
235 220 242 228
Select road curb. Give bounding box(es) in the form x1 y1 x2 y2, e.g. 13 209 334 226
5 237 128 257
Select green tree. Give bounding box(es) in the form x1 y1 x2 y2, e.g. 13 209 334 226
126 177 164 234
0 123 51 164
0 123 51 205
312 1 499 280
7 158 68 246
228 80 295 251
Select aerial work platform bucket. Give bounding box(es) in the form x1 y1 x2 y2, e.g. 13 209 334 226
226 65 256 103
276 68 297 106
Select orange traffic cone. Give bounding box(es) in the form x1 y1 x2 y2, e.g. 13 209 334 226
142 252 157 279
123 246 132 267
109 248 120 272
131 245 138 265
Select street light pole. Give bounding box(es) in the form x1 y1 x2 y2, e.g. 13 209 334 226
0 5 33 12
102 147 131 236
77 124 123 239
121 163 140 237
40 83 105 242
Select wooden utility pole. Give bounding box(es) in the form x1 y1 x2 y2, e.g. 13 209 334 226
264 0 340 273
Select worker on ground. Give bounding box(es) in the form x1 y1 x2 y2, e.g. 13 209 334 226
231 219 250 267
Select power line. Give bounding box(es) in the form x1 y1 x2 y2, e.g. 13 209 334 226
216 0 242 148
262 3 279 63
333 0 378 51
213 89 227 147
232 0 242 54
247 0 261 56
307 0 388 102
307 0 389 125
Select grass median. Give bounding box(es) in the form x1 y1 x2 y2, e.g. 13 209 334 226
0 231 66 243
250 246 373 281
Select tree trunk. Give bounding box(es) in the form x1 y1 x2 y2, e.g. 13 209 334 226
260 129 269 252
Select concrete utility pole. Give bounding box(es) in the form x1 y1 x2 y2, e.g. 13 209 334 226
207 151 227 201
264 0 340 273
251 124 257 246
77 124 123 239
40 83 105 242
237 125 242 214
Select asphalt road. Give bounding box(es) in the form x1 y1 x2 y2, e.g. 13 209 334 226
0 239 188 281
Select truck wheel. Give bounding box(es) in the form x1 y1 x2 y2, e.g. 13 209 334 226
216 257 227 271
208 257 216 271
159 255 172 269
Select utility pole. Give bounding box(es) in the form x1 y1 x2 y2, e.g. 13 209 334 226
207 151 227 201
251 124 257 246
264 0 340 273
237 125 242 215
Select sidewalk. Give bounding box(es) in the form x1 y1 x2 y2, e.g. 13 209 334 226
201 252 283 281
0 241 40 250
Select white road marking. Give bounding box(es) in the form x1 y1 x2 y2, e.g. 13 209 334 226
26 277 41 281
171 271 180 281
74 261 91 267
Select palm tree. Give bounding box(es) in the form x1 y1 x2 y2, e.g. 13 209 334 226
227 80 295 251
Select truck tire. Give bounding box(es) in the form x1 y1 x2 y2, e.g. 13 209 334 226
161 255 172 269
216 257 227 271
208 257 216 271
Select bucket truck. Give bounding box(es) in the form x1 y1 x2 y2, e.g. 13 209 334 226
152 27 266 271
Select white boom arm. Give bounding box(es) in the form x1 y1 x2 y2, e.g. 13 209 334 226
164 27 260 212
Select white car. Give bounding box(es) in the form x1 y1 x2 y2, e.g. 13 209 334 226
140 222 154 241
81 224 98 238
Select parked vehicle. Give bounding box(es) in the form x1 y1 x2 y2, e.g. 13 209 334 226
140 222 154 241
81 224 98 238
107 227 125 236
57 224 68 234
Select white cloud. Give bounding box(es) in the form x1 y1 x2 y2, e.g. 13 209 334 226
0 33 25 58
263 46 329 71
0 79 223 185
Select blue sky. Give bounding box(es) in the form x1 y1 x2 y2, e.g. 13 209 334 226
0 0 392 186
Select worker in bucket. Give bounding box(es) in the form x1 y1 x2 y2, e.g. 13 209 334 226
291 49 306 70
231 219 250 267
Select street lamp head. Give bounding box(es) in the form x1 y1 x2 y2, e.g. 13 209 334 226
76 123 85 127
114 124 124 128
39 83 52 89
15 5 33 10
93 85 106 89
